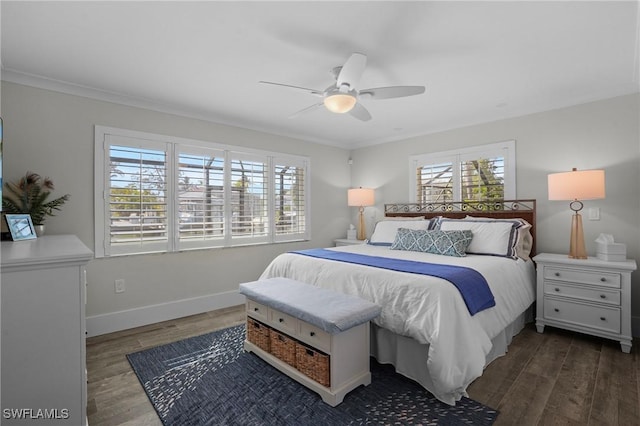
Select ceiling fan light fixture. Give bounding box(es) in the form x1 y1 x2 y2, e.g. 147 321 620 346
324 93 357 113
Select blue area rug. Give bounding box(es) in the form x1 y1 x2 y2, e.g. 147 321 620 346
127 325 498 425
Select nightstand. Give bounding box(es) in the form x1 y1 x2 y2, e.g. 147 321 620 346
334 239 366 247
533 253 637 353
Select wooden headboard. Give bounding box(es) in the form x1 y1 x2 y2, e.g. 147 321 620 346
384 199 537 256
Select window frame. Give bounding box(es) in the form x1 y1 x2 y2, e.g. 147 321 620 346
95 126 310 257
409 140 516 203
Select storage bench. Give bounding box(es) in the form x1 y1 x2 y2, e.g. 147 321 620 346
239 277 382 406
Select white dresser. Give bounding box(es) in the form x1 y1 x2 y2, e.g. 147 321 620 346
533 253 637 353
1 235 93 425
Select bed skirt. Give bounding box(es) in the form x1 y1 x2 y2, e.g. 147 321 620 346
370 305 533 404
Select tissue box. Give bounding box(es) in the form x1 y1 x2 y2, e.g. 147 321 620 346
596 242 626 262
347 229 357 240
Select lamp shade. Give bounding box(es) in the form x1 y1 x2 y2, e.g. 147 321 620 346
348 188 375 207
548 168 605 201
324 94 357 113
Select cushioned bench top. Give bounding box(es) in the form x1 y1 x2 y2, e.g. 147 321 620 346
239 277 382 335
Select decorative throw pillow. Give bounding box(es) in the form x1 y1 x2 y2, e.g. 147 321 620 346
391 228 473 257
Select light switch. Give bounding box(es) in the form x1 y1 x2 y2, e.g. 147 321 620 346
588 207 600 221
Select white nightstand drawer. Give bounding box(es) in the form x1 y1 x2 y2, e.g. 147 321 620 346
247 300 269 321
269 308 298 334
543 282 621 306
298 321 331 352
544 267 620 288
544 297 621 334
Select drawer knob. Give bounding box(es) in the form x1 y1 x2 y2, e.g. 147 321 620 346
554 272 560 277
600 277 607 282
253 307 259 312
309 331 316 337
279 318 284 323
600 317 606 321
554 308 559 312
554 288 560 292
600 294 606 299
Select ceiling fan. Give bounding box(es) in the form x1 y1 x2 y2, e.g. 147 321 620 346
259 52 425 122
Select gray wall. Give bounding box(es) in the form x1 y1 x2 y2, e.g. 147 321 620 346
1 81 352 332
350 93 640 332
3 81 639 335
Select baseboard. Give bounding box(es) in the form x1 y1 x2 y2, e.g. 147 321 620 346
86 290 245 337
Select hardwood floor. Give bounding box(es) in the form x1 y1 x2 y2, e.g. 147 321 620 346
467 325 640 425
87 306 640 425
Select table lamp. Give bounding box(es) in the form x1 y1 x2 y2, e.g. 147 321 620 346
548 168 605 259
348 188 375 240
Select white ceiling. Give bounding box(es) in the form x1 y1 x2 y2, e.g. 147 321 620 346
2 1 639 149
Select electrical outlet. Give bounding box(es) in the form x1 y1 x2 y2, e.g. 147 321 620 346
115 279 126 293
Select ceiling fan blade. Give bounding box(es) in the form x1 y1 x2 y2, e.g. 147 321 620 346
259 81 323 96
349 102 372 122
288 103 324 119
359 86 425 100
337 53 367 88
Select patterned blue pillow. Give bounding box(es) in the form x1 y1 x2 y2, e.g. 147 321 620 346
390 228 473 257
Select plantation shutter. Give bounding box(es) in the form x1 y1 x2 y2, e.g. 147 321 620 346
95 126 311 257
273 156 308 241
228 153 269 244
459 155 505 201
415 161 454 203
409 141 515 203
176 146 225 250
106 135 169 256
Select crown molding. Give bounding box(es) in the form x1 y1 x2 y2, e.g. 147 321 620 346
2 68 194 116
1 68 347 149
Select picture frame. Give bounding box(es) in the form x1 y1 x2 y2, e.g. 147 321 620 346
5 214 38 241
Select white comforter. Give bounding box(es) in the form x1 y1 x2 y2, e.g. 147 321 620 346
260 244 536 405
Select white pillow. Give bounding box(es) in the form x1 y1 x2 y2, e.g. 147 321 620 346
464 216 533 260
438 218 519 258
518 230 533 261
369 220 431 246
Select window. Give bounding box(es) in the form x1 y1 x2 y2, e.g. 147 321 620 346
273 157 307 241
107 140 170 255
95 126 310 257
409 141 516 203
176 146 225 250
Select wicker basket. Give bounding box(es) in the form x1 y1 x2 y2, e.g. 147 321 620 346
246 317 271 353
295 341 330 387
269 328 297 367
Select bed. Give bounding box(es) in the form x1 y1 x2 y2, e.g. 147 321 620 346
260 199 537 405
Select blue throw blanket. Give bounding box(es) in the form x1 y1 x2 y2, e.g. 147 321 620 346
291 249 495 315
